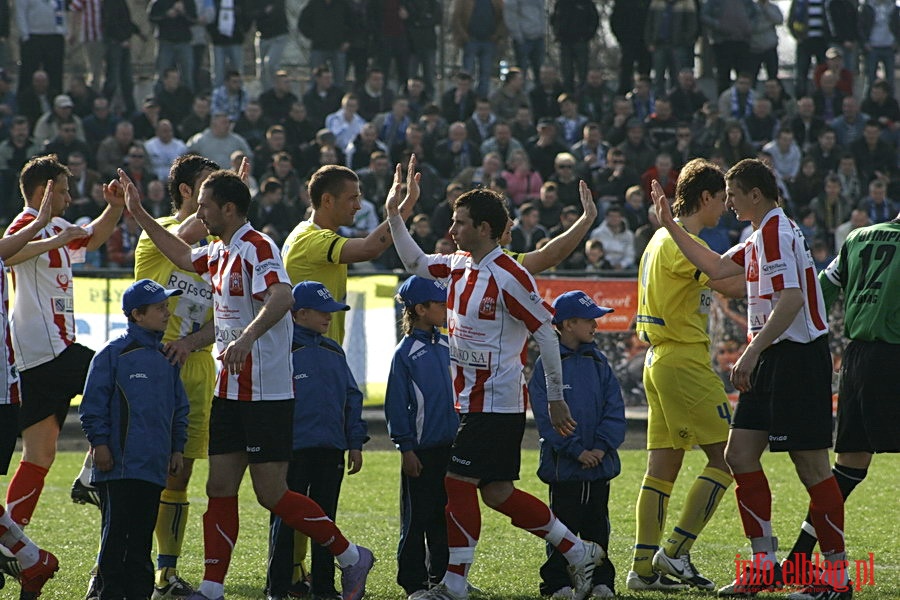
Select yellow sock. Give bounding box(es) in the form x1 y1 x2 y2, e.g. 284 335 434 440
155 489 189 586
292 531 309 584
664 466 733 558
632 474 674 576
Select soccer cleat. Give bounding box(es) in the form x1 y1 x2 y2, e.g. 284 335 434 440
411 582 467 600
0 552 21 579
152 574 195 599
71 479 102 508
590 584 615 599
84 573 99 600
625 570 690 591
550 586 575 599
787 584 853 600
652 548 716 589
717 560 783 597
287 577 311 598
568 541 606 600
339 545 375 600
18 549 59 596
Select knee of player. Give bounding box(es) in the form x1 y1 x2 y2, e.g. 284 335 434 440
480 481 514 508
252 480 287 510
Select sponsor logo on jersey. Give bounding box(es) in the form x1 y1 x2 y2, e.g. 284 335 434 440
478 296 496 318
167 271 214 305
255 259 280 275
449 346 491 369
762 260 787 275
229 272 244 295
215 326 245 344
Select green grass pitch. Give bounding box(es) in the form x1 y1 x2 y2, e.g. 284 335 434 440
6 449 898 599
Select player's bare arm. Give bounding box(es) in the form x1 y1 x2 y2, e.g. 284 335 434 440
218 282 293 375
120 169 195 271
83 179 127 251
163 319 216 366
708 275 747 298
522 179 597 274
341 154 422 263
0 179 55 260
175 214 212 245
652 179 744 280
730 287 804 392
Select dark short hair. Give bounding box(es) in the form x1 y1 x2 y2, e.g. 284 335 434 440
169 154 220 211
725 159 779 203
452 188 509 240
200 170 251 216
20 155 70 200
307 164 359 209
673 159 725 218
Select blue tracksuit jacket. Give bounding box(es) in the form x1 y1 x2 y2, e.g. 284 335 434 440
384 326 458 452
529 340 626 483
290 324 368 450
79 322 189 487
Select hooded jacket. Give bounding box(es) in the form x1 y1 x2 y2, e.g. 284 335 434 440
530 340 626 483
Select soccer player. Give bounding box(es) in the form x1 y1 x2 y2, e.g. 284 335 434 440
650 159 849 599
386 178 605 600
0 183 62 597
4 155 122 531
133 154 220 598
783 210 900 581
120 169 374 600
628 159 742 592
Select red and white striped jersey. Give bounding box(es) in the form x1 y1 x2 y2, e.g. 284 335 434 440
70 0 102 42
0 259 20 405
725 207 828 344
6 210 93 370
421 246 555 414
191 222 293 401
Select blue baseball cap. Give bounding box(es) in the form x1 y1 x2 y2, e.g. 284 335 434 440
292 281 350 313
397 276 447 308
551 291 614 324
123 279 182 316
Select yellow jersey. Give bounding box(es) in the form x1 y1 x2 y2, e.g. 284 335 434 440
281 220 350 344
637 224 713 346
133 216 215 350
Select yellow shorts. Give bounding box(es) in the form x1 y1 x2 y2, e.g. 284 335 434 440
643 342 731 450
181 351 216 460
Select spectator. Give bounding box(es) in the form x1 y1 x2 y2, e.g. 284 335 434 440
392 123 432 169
408 213 438 253
826 0 860 74
836 153 864 204
570 122 608 177
106 211 143 267
792 152 826 211
551 0 600 93
211 71 249 123
850 120 896 183
748 0 784 84
503 0 545 85
662 122 703 170
464 97 498 147
234 101 271 150
15 0 66 97
622 184 649 232
832 96 870 148
859 0 900 94
345 123 390 172
644 98 679 149
555 93 588 147
148 0 198 92
454 150 502 190
297 0 353 89
142 179 170 218
16 70 53 129
717 73 755 120
742 98 779 150
0 117 41 221
303 67 345 130
433 121 480 180
97 121 136 178
813 46 854 96
812 70 845 122
132 97 163 141
120 144 158 200
186 111 253 167
715 120 756 169
834 208 871 252
640 153 677 201
479 121 524 168
761 77 796 120
617 119 656 175
100 0 140 116
527 119 568 180
590 204 635 270
668 69 708 122
33 95 85 147
450 0 506 98
357 68 396 123
489 68 529 123
82 97 120 156
577 69 614 125
189 0 215 94
859 79 900 129
357 151 393 215
644 0 698 97
419 104 450 149
66 151 101 202
508 201 548 253
254 0 288 91
701 0 755 93
430 182 465 238
249 178 294 244
371 97 411 151
809 238 834 270
259 70 298 123
440 70 478 124
611 0 651 95
283 102 318 150
788 0 831 97
529 65 565 121
535 181 564 230
807 126 842 175
627 77 656 122
369 0 410 89
405 0 441 95
583 239 613 271
809 174 853 246
261 151 304 219
594 147 640 208
179 95 212 141
502 149 542 207
858 179 898 223
762 128 802 183
65 72 98 115
155 68 194 129
145 119 188 181
44 120 93 166
788 96 826 151
346 0 371 84
326 94 367 150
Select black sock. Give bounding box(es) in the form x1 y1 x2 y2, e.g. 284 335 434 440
788 464 868 558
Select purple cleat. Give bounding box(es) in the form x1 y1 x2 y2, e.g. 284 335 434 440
340 546 375 600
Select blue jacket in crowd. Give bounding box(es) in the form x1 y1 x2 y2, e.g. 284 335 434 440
290 324 368 451
79 323 189 488
529 341 626 483
384 326 458 452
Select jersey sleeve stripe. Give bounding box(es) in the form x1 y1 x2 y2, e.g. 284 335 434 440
495 252 536 292
805 266 827 331
503 290 542 333
327 238 340 264
730 245 746 266
428 263 452 279
762 216 782 262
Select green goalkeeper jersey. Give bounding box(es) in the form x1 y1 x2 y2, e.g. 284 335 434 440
820 219 900 343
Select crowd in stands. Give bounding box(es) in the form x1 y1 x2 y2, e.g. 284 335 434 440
0 0 898 272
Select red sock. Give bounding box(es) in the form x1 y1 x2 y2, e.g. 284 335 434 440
494 489 577 553
202 497 239 584
807 477 845 554
734 470 772 540
5 462 49 527
444 477 480 576
272 491 350 556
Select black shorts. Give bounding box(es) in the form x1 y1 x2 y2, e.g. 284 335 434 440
731 336 833 452
834 340 900 454
0 404 19 475
447 412 525 484
19 343 95 431
208 397 294 463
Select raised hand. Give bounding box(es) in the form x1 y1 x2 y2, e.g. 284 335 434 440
103 178 126 208
398 153 421 218
35 180 54 226
236 156 251 186
384 162 404 217
116 169 142 214
578 179 597 223
650 179 676 229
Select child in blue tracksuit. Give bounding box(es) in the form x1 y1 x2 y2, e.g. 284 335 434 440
79 279 189 600
385 276 458 598
529 291 627 600
266 281 368 600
